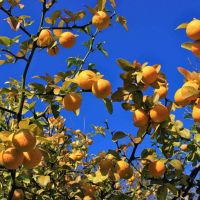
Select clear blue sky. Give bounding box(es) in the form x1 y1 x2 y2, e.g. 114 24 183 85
0 0 200 155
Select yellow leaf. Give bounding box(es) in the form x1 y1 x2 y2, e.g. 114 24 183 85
87 6 97 15
116 16 128 31
176 22 188 30
37 176 50 187
177 67 191 80
181 42 192 51
109 0 116 9
98 0 106 11
53 20 64 37
0 60 6 65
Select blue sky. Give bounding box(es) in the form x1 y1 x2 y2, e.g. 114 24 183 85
0 0 200 155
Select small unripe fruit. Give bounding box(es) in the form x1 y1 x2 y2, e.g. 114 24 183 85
180 144 188 151
62 93 82 112
92 11 110 30
47 45 59 56
59 32 76 48
92 79 112 99
12 130 36 152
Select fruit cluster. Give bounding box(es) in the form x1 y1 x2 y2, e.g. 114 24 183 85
174 67 200 122
62 70 112 112
0 129 42 170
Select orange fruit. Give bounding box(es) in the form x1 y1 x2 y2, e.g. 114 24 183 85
69 151 83 161
47 45 59 56
59 32 76 48
191 41 200 57
37 29 53 47
182 80 199 101
174 88 190 107
186 19 200 40
150 104 169 123
0 151 3 165
115 160 133 179
132 109 149 127
62 93 82 112
92 11 110 30
155 85 168 99
148 160 166 178
142 66 158 85
92 79 112 99
180 144 188 151
77 70 97 90
192 102 200 122
12 129 36 152
23 147 43 169
99 159 113 173
12 189 24 200
2 147 24 169
83 196 93 200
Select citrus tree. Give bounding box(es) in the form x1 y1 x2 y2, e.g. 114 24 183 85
0 0 199 200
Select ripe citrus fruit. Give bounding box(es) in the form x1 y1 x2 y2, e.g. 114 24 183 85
12 189 24 200
174 88 190 107
37 29 53 47
186 19 200 40
132 109 149 127
12 129 36 152
59 32 76 48
47 45 59 56
77 70 97 90
180 144 188 151
150 104 169 123
115 160 133 179
155 85 168 99
92 79 112 99
142 66 158 85
192 102 200 122
62 93 82 112
23 147 43 169
148 160 166 178
2 147 24 169
92 11 110 30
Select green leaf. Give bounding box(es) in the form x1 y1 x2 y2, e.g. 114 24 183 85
117 58 133 71
170 159 183 171
157 186 168 200
37 176 50 187
112 131 127 142
103 98 113 114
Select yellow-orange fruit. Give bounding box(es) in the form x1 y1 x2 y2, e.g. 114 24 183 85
180 144 188 151
150 104 169 123
83 196 93 200
2 147 24 169
23 147 43 169
115 160 133 179
99 159 113 173
86 139 93 145
37 29 53 47
182 80 199 101
92 11 110 30
59 32 76 48
186 19 200 40
62 93 82 112
69 151 83 161
0 151 3 165
77 70 97 90
142 66 158 85
12 189 24 200
115 182 121 190
155 86 168 99
47 46 59 56
82 183 96 196
12 130 36 152
174 88 190 107
148 160 166 178
92 79 112 99
133 109 149 127
192 103 200 122
191 40 200 57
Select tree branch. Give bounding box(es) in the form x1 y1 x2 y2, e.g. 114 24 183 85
0 106 16 115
